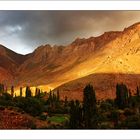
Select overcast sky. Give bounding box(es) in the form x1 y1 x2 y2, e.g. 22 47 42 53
0 11 140 54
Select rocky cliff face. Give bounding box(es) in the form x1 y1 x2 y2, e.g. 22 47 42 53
1 22 140 99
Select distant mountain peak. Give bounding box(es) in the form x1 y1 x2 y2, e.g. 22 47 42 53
124 22 140 32
34 44 52 52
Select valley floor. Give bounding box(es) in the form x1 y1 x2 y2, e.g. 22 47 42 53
0 83 140 129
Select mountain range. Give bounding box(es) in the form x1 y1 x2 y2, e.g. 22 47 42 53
1 22 140 100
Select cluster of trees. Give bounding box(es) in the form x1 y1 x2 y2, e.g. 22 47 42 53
46 90 60 113
0 84 67 119
69 83 140 129
115 83 140 109
0 84 47 116
46 90 70 114
1 82 140 129
0 84 46 98
69 84 98 128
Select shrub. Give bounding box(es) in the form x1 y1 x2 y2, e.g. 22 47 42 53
100 101 112 112
121 115 140 129
14 97 44 116
39 114 47 120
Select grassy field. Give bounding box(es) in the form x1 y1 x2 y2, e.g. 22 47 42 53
47 114 69 123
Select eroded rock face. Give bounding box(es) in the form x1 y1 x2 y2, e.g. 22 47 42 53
1 22 140 99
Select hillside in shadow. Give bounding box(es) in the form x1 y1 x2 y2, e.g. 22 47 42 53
56 73 140 101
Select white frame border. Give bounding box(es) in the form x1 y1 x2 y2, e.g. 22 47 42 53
0 1 139 10
0 1 140 139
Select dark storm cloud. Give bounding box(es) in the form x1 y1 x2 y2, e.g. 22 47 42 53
0 11 140 54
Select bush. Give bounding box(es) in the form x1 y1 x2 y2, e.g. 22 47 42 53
0 93 12 100
124 108 135 116
121 115 140 129
39 114 47 120
14 97 44 116
99 122 112 129
0 99 13 107
109 110 120 122
100 101 112 112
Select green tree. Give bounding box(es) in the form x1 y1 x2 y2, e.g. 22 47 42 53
25 86 32 97
11 86 14 97
110 110 120 128
48 90 52 102
0 84 4 94
20 87 23 97
83 84 98 128
115 83 129 109
69 100 82 128
35 88 41 98
69 100 76 128
56 89 60 102
64 96 68 107
136 86 140 97
75 100 83 128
